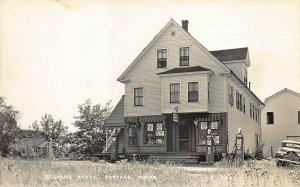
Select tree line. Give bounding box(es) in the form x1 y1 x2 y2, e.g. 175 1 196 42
0 97 112 159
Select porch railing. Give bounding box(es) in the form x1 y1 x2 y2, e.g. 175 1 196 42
103 128 121 152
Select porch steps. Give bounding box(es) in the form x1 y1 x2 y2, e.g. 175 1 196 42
148 155 199 164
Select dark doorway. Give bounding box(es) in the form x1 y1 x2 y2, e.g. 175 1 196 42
179 123 189 151
167 123 174 152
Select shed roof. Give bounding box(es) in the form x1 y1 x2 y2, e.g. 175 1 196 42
210 47 248 62
104 95 125 128
157 66 211 75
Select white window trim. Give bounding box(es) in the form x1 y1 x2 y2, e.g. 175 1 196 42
156 48 168 69
179 45 192 66
187 81 200 103
170 82 181 103
133 87 144 106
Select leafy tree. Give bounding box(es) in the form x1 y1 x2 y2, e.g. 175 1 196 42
32 114 68 143
0 97 20 156
73 99 112 158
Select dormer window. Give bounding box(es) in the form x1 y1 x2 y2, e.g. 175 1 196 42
157 49 167 68
180 47 189 66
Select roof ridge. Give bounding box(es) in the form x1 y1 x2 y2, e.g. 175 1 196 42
210 47 248 52
264 88 300 104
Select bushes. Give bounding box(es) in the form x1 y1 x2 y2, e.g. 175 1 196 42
9 144 40 159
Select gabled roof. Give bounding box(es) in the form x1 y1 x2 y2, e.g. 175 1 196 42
104 95 125 128
18 138 47 148
210 48 248 62
118 19 230 82
264 88 300 104
157 66 211 75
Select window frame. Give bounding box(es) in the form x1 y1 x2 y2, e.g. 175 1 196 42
239 93 243 111
134 87 143 106
128 125 138 146
157 49 167 68
250 102 252 118
267 112 274 124
179 47 190 66
255 107 258 122
198 121 222 145
298 111 300 124
229 85 234 106
208 82 210 103
188 82 199 102
252 105 255 119
170 83 180 103
236 91 239 110
236 91 243 111
242 97 245 113
244 69 248 86
144 122 165 145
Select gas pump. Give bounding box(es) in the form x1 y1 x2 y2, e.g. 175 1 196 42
110 135 119 162
206 129 214 162
235 128 244 165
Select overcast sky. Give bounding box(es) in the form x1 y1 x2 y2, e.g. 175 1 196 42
1 0 299 132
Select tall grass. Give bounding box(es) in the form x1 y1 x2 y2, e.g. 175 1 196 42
0 157 299 187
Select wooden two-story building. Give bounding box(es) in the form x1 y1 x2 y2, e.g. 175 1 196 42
102 19 264 161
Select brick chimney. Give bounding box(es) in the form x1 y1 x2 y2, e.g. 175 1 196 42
182 20 189 32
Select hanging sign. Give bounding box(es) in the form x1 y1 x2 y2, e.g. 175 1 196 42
173 113 178 122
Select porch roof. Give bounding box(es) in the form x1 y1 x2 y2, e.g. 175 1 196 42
104 95 125 128
157 66 211 75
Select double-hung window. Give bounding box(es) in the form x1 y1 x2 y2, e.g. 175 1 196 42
229 86 234 106
180 47 189 66
134 88 143 106
170 83 180 103
188 82 198 102
236 91 239 110
157 49 167 68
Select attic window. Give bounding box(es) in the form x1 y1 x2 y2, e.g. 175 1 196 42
180 47 189 66
171 31 176 36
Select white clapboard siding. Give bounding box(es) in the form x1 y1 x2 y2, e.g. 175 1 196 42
227 79 262 154
123 22 227 117
262 90 300 157
209 74 226 113
160 73 209 113
224 62 245 81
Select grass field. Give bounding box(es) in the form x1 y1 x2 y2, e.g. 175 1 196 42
0 157 300 187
